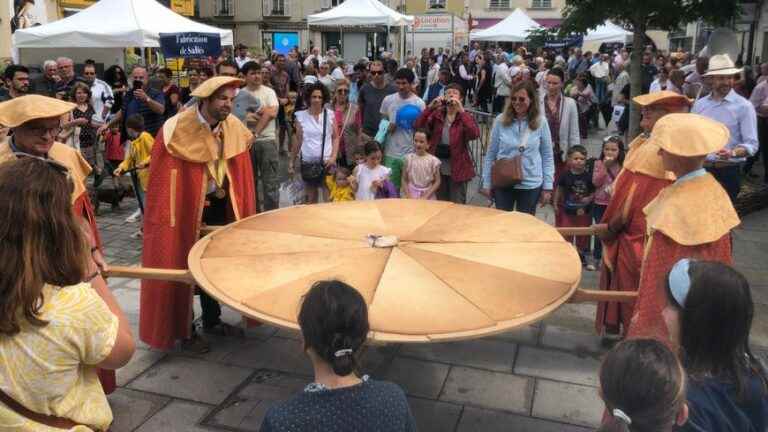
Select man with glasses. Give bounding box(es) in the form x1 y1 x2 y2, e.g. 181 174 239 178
55 57 79 100
358 61 396 142
692 54 758 203
593 91 691 340
0 94 116 393
99 66 165 138
82 60 114 124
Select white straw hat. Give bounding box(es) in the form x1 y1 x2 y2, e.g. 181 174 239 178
703 54 743 76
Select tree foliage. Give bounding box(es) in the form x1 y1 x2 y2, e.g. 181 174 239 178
560 0 744 138
561 0 742 36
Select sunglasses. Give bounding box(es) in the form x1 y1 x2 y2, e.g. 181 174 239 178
509 97 529 103
13 152 71 178
370 70 384 76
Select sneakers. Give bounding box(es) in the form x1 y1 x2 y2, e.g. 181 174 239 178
126 209 142 223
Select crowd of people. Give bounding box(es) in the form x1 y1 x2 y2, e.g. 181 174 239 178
0 39 767 432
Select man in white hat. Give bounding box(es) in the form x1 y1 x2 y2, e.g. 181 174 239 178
691 53 758 203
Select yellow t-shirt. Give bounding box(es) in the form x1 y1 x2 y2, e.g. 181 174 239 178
0 283 119 432
325 174 355 202
118 131 154 190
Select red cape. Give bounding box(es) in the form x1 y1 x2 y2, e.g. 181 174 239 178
139 127 257 350
595 170 672 335
626 231 732 341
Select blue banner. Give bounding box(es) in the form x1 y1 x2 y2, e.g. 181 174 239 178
159 32 222 59
545 35 583 49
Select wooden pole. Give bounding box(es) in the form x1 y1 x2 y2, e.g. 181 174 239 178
568 288 637 304
555 226 597 237
104 265 194 284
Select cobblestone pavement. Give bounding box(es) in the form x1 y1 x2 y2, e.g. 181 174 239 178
99 128 768 431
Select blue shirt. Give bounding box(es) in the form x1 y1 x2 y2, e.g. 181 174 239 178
675 168 707 184
483 115 555 190
692 89 759 162
123 88 166 136
679 373 768 432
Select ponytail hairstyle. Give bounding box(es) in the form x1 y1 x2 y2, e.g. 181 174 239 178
598 339 686 432
298 280 370 376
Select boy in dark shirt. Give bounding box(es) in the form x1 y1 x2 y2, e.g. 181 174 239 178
555 145 595 269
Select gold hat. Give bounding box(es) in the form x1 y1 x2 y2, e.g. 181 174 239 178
649 113 729 157
190 76 244 99
0 95 75 128
633 90 692 108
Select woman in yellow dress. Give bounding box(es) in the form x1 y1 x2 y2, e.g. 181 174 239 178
0 157 135 431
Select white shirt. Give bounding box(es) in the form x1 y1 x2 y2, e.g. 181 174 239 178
535 70 548 92
354 164 391 200
235 56 253 69
493 62 511 97
649 79 681 94
331 67 345 81
243 85 279 140
295 108 335 162
589 61 610 79
89 78 114 123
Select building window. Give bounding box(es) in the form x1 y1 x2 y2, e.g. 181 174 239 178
428 0 446 9
265 0 286 15
531 0 551 8
488 0 510 10
216 0 234 16
332 0 345 6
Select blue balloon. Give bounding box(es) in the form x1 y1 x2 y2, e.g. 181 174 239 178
395 104 422 131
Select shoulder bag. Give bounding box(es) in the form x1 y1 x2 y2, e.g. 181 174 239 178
491 124 530 189
300 109 328 183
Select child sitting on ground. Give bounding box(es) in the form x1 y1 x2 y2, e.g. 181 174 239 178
592 136 625 264
597 338 689 432
555 145 595 269
402 128 441 200
325 166 354 202
114 114 154 238
350 141 392 201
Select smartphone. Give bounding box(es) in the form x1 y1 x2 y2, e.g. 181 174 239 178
132 80 143 90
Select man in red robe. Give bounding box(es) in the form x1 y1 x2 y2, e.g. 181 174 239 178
141 77 257 353
0 94 115 393
627 113 740 341
594 91 691 338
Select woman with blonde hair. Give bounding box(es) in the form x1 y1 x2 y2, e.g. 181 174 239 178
481 80 555 214
332 78 361 167
0 157 134 431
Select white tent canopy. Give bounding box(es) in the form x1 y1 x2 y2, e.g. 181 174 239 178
13 0 233 48
583 20 632 43
307 0 414 27
470 9 541 42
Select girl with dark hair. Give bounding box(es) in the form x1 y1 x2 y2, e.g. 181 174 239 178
591 136 625 263
103 65 128 115
481 80 554 214
474 54 493 112
260 280 415 432
597 338 689 432
663 260 768 432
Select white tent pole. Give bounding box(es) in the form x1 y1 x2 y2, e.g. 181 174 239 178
400 25 405 65
387 25 390 60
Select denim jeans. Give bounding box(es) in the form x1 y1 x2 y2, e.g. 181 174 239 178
706 165 742 204
493 186 541 215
